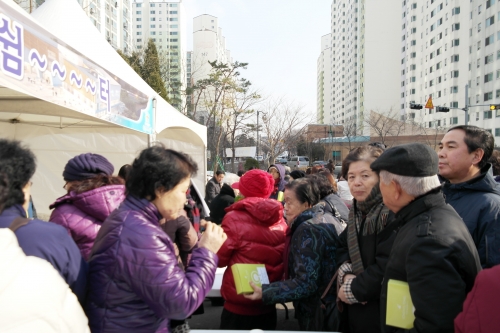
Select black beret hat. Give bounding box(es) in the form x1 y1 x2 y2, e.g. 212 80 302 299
370 143 438 177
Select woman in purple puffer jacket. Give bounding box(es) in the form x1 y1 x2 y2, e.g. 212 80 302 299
85 145 227 333
49 153 125 261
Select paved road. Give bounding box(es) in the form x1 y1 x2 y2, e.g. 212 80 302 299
188 299 300 331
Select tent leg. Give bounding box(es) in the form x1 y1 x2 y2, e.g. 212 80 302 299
148 134 156 147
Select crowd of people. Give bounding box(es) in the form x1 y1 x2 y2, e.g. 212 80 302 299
0 124 499 333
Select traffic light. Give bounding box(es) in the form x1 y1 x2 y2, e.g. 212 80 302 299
490 104 500 110
409 103 423 110
436 106 450 112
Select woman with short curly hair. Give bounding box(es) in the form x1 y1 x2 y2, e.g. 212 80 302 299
85 144 227 333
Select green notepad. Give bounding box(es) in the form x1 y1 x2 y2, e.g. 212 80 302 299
231 263 269 295
386 279 415 329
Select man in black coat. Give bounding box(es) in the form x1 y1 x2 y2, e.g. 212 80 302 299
205 170 225 205
438 125 500 267
209 183 235 225
371 143 481 333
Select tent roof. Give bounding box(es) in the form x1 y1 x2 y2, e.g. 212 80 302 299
0 0 206 146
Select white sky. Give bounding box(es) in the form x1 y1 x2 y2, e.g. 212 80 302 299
183 0 332 116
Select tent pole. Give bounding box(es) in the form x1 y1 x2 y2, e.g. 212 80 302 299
148 97 157 147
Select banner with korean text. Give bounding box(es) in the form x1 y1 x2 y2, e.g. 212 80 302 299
0 3 153 134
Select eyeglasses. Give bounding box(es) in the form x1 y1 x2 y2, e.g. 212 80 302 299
368 142 387 149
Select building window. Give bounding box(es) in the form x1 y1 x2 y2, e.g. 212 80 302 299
451 86 459 93
136 25 141 28
136 18 141 21
150 10 155 14
484 92 493 101
151 31 156 35
451 117 458 124
169 18 178 21
486 16 495 27
485 72 494 82
484 110 493 119
136 32 141 35
150 3 155 7
485 35 494 46
452 70 459 78
452 39 460 47
136 3 141 7
137 38 142 43
136 11 141 14
496 128 500 136
170 24 178 28
487 0 495 9
150 24 155 28
452 23 460 31
452 7 460 15
451 102 459 108
170 32 178 35
169 11 178 14
451 54 459 62
486 54 494 64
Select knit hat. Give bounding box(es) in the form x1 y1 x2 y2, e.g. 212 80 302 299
238 169 275 198
290 170 306 180
63 153 115 181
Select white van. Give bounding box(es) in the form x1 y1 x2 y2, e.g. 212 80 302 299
287 156 310 168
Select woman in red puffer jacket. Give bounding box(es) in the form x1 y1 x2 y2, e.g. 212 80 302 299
217 169 288 330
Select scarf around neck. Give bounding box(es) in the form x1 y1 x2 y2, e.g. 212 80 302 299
347 184 391 275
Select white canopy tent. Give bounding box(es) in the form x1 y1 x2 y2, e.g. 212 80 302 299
0 0 207 219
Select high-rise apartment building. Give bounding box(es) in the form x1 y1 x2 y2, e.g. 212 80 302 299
317 33 333 124
320 0 401 135
15 0 132 52
132 0 185 110
401 0 500 137
80 0 132 52
190 14 232 124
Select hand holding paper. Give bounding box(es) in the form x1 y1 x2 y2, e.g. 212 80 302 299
243 281 263 300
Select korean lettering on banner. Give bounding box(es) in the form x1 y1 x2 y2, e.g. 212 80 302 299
99 75 110 113
0 13 24 80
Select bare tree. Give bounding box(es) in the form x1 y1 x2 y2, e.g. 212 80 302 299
365 108 407 147
225 86 261 172
342 118 359 151
259 97 312 167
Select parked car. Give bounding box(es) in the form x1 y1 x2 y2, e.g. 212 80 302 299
287 156 310 168
312 160 327 168
278 158 288 165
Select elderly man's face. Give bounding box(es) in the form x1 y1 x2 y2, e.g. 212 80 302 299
379 178 398 213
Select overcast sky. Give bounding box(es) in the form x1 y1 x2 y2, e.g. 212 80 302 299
183 0 332 116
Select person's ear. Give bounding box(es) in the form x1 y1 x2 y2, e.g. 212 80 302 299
393 181 403 201
472 148 484 166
